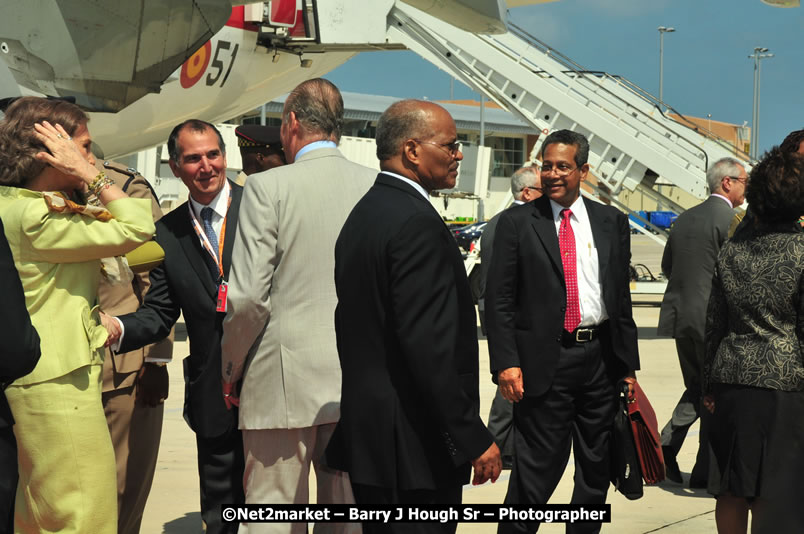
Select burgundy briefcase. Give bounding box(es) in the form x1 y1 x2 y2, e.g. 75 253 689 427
627 381 665 484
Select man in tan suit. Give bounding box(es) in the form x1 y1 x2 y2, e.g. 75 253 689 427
98 160 173 534
221 78 375 533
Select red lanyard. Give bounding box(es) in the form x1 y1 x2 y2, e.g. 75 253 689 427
188 188 232 280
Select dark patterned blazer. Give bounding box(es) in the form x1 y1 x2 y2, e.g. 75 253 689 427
704 223 804 392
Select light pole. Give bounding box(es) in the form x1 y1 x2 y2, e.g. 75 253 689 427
657 26 675 106
749 47 773 159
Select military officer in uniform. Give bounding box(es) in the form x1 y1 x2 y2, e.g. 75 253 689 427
234 124 285 179
96 159 173 534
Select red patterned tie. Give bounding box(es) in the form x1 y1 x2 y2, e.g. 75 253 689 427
559 209 581 332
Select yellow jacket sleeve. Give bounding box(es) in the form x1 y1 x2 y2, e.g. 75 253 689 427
14 197 155 263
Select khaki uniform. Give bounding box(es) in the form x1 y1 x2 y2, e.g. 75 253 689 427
98 161 173 534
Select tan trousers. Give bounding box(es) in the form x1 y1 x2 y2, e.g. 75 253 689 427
103 381 164 534
239 424 360 534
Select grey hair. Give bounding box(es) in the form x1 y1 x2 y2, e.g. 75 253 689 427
706 157 744 194
510 166 540 199
376 99 436 161
283 78 344 143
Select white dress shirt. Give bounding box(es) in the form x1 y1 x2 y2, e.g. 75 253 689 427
549 196 609 327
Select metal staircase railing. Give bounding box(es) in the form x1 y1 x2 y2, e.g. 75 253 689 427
385 3 752 239
506 22 749 165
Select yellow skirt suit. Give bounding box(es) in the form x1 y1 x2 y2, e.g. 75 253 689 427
0 186 154 534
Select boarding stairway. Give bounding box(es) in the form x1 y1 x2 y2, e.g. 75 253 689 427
384 3 751 243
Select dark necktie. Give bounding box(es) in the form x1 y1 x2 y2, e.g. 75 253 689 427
200 207 220 281
559 208 581 332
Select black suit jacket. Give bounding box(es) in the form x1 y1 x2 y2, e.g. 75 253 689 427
486 196 640 397
118 182 242 439
0 220 40 528
477 201 524 329
326 174 493 491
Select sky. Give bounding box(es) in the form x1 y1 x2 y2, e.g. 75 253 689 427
326 0 804 156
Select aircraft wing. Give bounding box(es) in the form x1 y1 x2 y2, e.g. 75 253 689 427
0 0 232 112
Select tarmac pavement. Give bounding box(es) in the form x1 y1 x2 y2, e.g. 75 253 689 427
140 235 719 533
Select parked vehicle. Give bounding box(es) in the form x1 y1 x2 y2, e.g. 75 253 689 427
453 221 487 251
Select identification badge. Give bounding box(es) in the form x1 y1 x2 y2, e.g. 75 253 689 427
216 281 228 313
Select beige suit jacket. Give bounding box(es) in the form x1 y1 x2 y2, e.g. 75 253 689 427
221 147 376 430
98 162 173 392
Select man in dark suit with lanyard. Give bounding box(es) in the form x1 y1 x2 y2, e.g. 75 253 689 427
107 120 244 534
486 129 640 534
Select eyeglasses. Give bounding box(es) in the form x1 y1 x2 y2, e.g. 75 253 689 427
520 186 542 192
540 163 578 176
728 176 747 184
414 139 461 157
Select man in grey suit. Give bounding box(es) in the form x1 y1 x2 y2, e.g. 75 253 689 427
478 165 541 469
657 156 747 487
221 78 375 533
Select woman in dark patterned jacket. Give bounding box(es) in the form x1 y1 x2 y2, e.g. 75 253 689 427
704 146 804 533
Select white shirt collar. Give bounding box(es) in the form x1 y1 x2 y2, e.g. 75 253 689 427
189 179 230 220
549 194 588 225
381 171 430 201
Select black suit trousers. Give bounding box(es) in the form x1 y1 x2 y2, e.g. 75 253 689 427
488 387 515 461
660 337 710 483
351 483 462 534
500 338 617 534
196 425 245 534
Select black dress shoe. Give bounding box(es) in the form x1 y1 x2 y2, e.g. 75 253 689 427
689 464 709 489
663 446 682 484
688 477 708 489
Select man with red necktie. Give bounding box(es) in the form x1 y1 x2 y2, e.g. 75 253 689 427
486 130 640 534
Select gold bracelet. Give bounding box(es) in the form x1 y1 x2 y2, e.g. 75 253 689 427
88 172 113 197
87 171 106 191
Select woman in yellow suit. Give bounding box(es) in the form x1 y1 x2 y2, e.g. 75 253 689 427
0 97 155 533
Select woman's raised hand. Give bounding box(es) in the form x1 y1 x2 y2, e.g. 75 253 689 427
33 121 96 184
